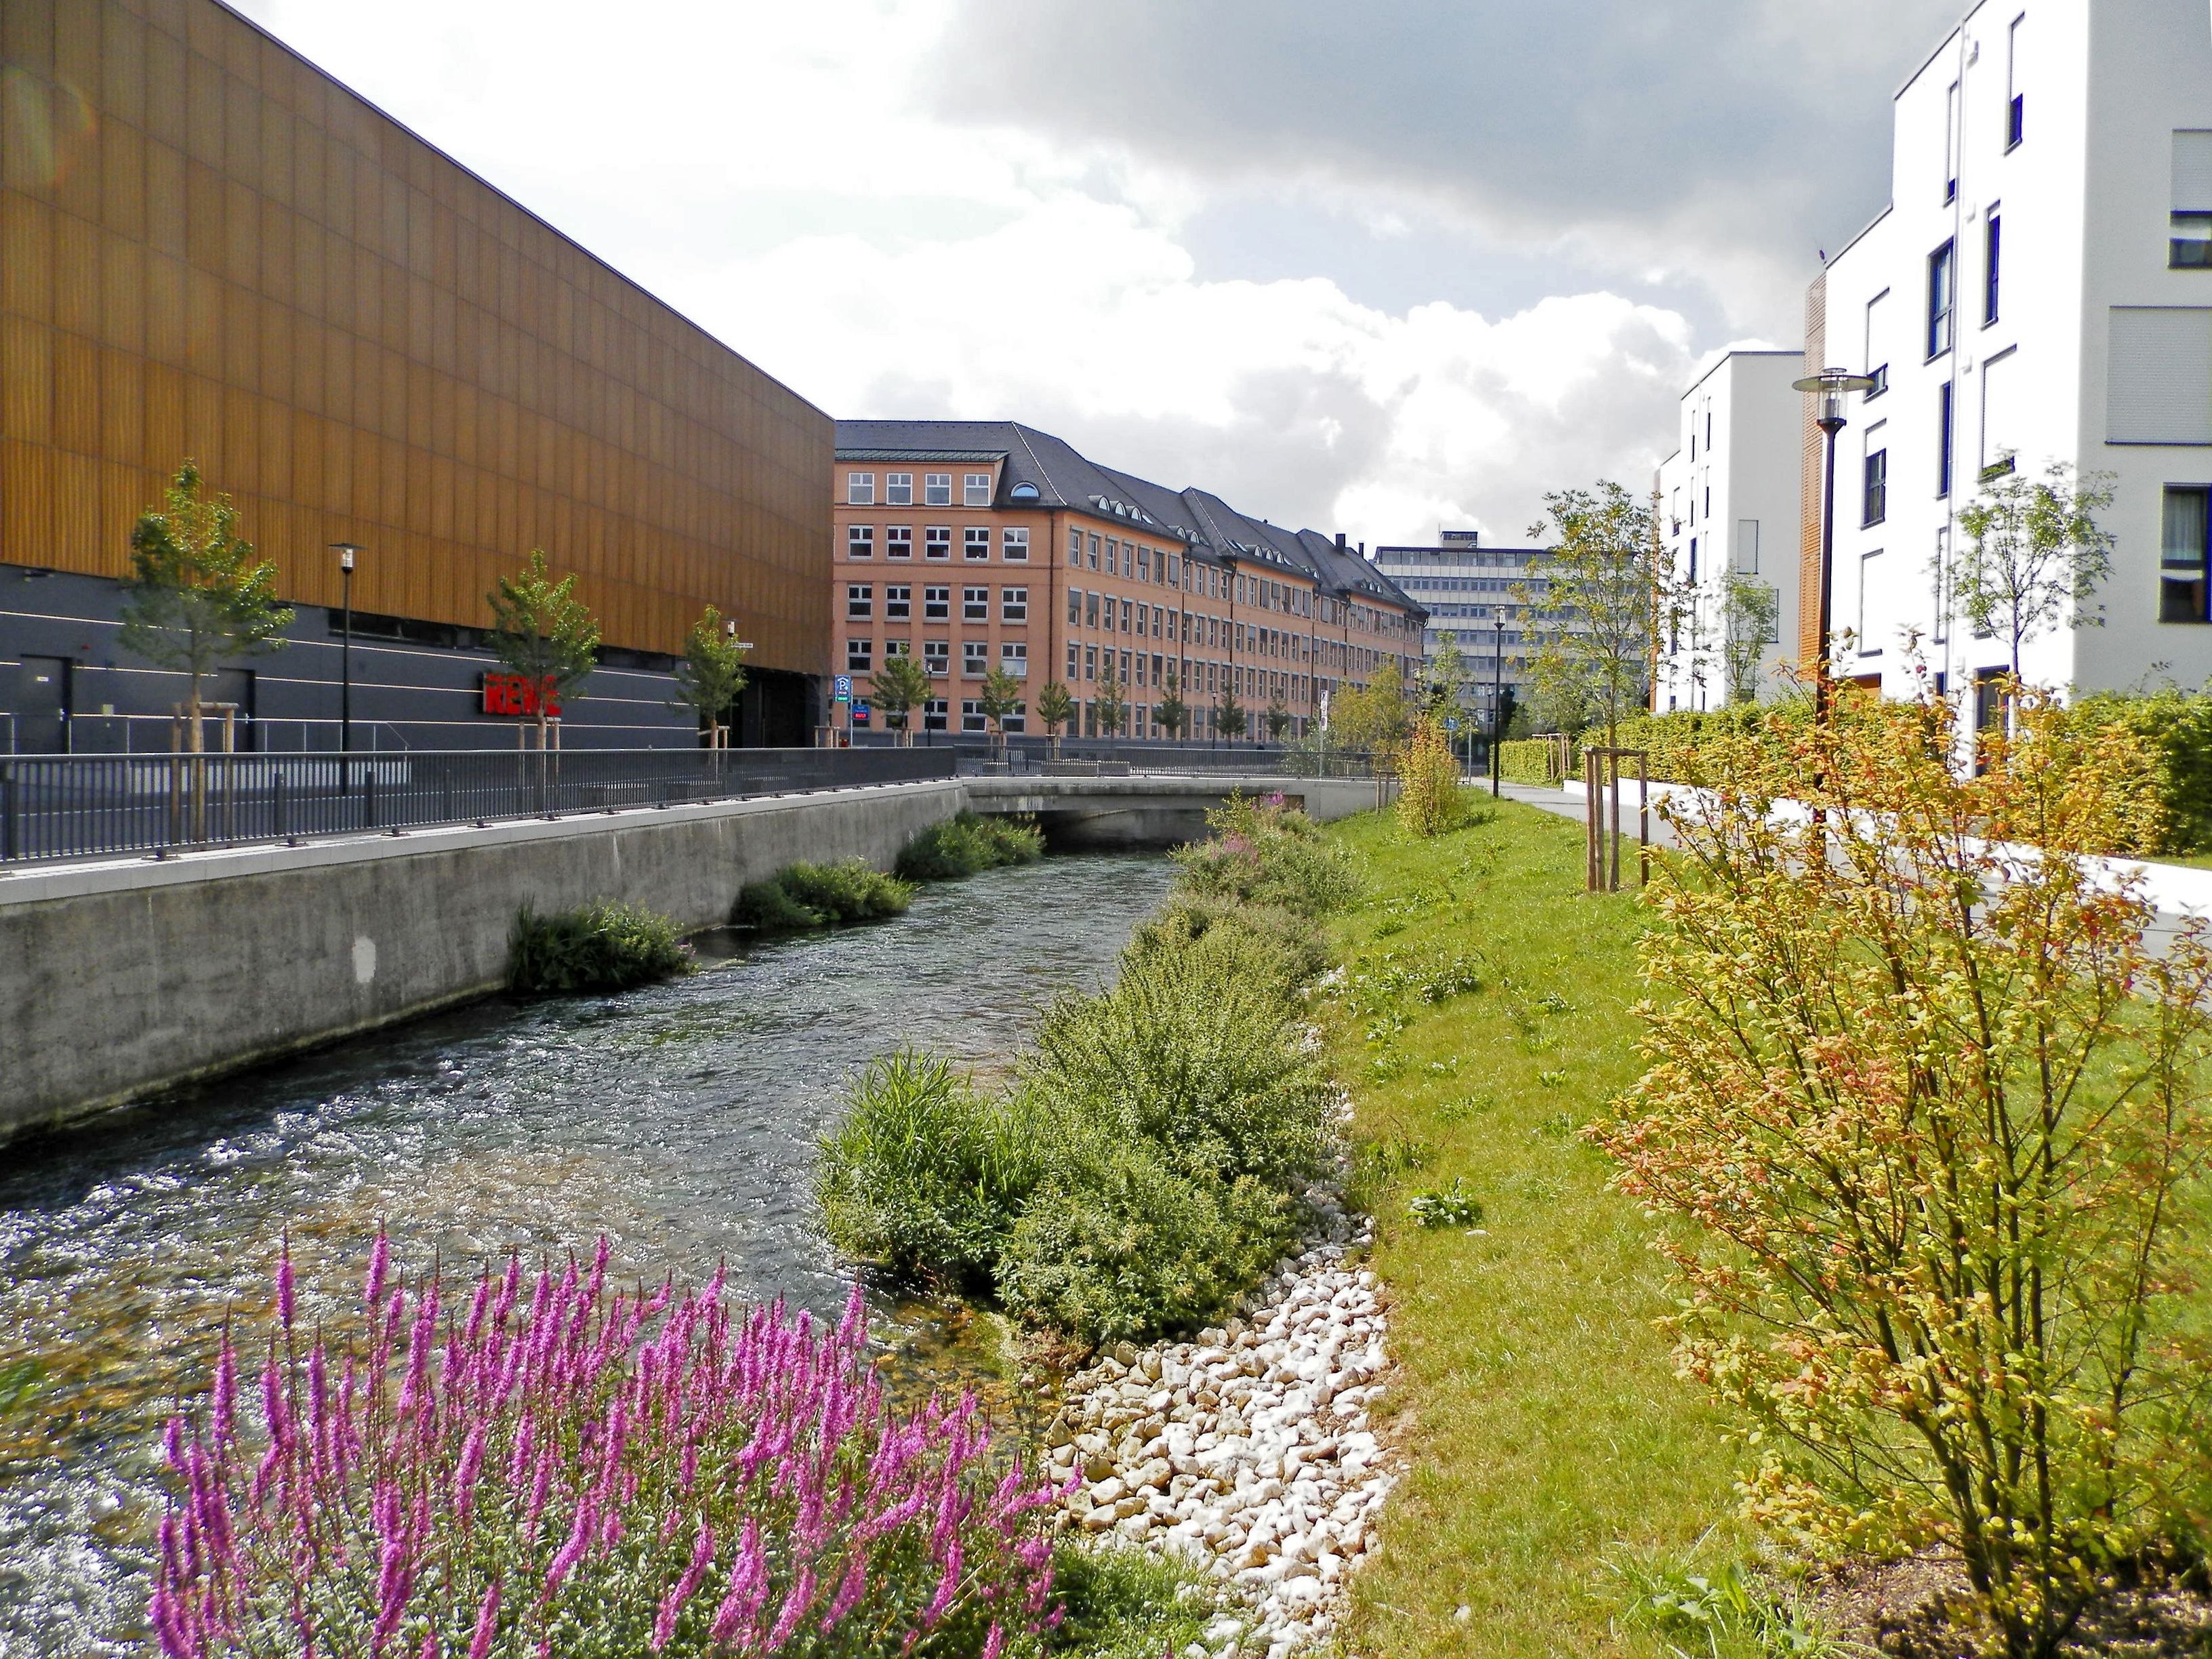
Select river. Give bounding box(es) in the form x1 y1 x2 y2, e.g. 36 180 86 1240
0 851 1176 1656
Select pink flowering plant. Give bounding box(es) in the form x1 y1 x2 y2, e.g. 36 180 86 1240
149 1233 1065 1659
1168 795 1355 920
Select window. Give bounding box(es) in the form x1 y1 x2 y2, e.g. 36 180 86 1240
961 699 987 733
1984 211 2001 325
1084 644 1097 681
2006 14 2025 148
846 583 873 620
924 527 951 560
1933 526 1951 644
1858 551 1882 655
1938 381 1956 497
922 697 947 731
1136 546 1151 581
1687 537 1698 584
1067 528 1082 567
1928 240 1955 357
1862 439 1889 527
2160 487 2212 622
1002 527 1029 561
924 473 951 506
1067 641 1079 678
847 472 875 505
1945 81 1960 201
964 472 991 506
963 640 988 678
2173 132 2212 268
1105 538 1119 576
845 637 873 672
1085 591 1100 628
1001 641 1028 676
962 586 988 622
922 641 949 676
885 584 912 621
1864 290 1889 396
1120 599 1132 633
1002 586 1028 623
1067 589 1082 626
924 586 950 621
1734 519 1760 575
886 526 912 560
2108 308 2212 443
1087 535 1100 570
886 472 914 506
1980 348 2020 475
964 527 990 560
846 525 874 559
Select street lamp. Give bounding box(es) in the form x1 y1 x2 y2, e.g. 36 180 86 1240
328 542 363 760
1789 368 1877 718
1490 613 1504 798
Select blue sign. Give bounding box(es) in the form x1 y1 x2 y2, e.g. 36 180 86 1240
1444 717 1459 731
851 703 872 725
833 674 853 701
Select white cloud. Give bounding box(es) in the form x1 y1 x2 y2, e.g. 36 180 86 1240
232 0 1769 548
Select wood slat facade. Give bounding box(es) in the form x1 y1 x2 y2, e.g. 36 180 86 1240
0 0 831 674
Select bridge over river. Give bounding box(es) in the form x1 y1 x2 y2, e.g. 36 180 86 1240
0 766 1381 1144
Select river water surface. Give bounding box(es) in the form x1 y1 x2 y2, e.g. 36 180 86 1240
0 852 1175 1656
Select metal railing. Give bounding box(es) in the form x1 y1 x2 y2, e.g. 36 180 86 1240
0 747 956 867
863 738 1391 778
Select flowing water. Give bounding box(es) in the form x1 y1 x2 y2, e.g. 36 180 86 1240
0 852 1176 1656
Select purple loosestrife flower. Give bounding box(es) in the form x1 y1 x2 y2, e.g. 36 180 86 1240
275 1242 295 1329
466 1580 501 1659
649 1517 716 1652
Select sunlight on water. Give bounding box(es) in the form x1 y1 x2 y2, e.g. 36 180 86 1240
0 853 1174 1655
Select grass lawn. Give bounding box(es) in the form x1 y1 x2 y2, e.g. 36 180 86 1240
1324 798 1742 1659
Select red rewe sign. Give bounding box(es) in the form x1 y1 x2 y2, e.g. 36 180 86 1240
480 673 561 718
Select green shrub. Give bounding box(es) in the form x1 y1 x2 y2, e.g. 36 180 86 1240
1171 793 1357 918
507 900 695 994
2066 686 2212 854
815 1051 1043 1289
732 874 825 930
1046 1544 1216 1659
1498 737 1574 786
895 811 1046 881
734 859 912 929
1123 893 1328 991
994 1132 1290 1345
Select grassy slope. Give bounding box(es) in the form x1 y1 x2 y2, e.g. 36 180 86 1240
1326 800 1740 1659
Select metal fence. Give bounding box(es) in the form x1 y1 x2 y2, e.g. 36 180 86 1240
0 747 957 867
857 737 1393 777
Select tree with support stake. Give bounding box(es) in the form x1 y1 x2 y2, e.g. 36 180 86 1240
1035 680 1076 755
1955 459 2116 684
486 550 600 754
670 607 748 750
1214 688 1248 743
976 664 1025 755
870 654 933 747
1155 671 1189 741
1094 663 1128 739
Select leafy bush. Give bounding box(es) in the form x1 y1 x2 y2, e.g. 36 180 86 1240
815 1052 1042 1290
1171 793 1357 918
1597 684 2212 1655
895 811 1045 881
507 899 695 993
2065 684 2212 853
1124 893 1329 991
1498 736 1574 787
735 859 911 930
1397 716 1467 838
151 1235 1062 1659
994 1134 1290 1345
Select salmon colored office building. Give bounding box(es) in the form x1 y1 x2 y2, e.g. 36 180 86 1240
829 422 1425 741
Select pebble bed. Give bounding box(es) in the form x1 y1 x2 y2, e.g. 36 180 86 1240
1040 1194 1395 1657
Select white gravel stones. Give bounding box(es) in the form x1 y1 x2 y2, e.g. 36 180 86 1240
1044 1192 1396 1656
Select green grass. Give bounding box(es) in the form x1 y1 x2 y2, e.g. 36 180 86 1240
1324 801 1745 1659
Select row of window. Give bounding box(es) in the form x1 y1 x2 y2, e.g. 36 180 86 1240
845 638 1029 676
846 472 993 508
846 526 1031 561
846 584 1028 623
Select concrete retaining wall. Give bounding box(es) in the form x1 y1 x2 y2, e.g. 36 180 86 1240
0 780 964 1142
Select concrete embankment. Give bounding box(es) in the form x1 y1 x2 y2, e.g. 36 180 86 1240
0 779 964 1143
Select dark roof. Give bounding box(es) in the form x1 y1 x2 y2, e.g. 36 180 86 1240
834 418 1423 617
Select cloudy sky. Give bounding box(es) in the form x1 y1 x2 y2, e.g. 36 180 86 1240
234 0 1957 548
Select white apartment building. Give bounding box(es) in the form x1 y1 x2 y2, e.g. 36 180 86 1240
1654 350 1805 708
1816 0 2212 712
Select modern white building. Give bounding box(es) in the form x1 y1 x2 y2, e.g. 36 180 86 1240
1653 350 1805 708
1812 0 2212 714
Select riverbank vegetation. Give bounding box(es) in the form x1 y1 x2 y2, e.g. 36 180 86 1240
150 1237 1064 1659
734 859 912 930
507 899 695 993
819 796 1354 1348
895 811 1046 881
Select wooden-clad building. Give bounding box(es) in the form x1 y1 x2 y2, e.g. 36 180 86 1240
0 0 830 750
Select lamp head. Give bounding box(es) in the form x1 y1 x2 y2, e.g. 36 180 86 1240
1791 366 1879 433
329 541 363 573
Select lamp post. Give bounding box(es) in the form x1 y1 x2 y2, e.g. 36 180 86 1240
1490 613 1504 797
1789 369 1877 720
328 542 363 764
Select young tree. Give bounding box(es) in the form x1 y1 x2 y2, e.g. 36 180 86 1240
1597 685 2211 1658
118 461 294 756
669 606 748 747
1155 670 1189 741
1264 697 1291 741
869 653 933 745
976 663 1025 752
1720 571 1780 705
1034 679 1077 749
486 549 600 750
1213 688 1248 743
1521 480 1671 752
1955 459 2116 682
1094 662 1128 739
1395 715 1463 838
1330 662 1412 757
1424 630 1467 714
